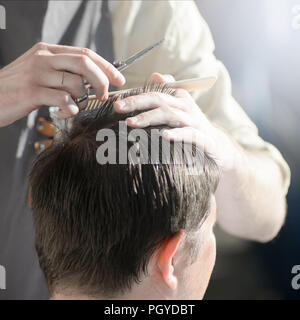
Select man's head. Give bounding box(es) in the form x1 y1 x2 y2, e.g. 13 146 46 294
29 84 220 300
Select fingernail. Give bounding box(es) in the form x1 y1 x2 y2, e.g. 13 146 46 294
118 73 126 85
128 117 137 124
102 93 108 102
67 96 78 109
113 70 126 85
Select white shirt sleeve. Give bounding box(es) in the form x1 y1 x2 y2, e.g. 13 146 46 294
110 0 291 194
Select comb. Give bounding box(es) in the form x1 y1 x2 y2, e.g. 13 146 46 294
85 76 217 111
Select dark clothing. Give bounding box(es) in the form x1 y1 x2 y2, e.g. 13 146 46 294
0 0 114 299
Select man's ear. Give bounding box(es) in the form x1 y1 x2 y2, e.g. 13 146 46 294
157 230 184 291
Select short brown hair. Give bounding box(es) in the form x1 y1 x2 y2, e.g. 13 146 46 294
29 84 220 298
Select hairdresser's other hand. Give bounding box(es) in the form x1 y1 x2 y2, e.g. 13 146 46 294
113 72 244 172
0 42 125 127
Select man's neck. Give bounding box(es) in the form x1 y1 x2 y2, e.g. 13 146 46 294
51 281 169 300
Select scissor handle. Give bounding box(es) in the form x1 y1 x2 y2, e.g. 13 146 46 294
112 61 126 70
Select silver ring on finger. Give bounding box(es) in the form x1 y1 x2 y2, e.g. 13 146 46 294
74 93 89 104
61 71 65 86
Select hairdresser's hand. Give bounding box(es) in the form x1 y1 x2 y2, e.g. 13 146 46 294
114 72 244 172
115 72 287 242
0 42 125 127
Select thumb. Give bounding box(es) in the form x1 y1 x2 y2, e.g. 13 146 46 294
148 72 176 84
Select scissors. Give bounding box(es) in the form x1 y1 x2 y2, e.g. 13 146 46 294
112 38 165 72
84 38 217 110
83 38 165 92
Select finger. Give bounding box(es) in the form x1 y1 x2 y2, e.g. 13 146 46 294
148 72 175 84
126 107 188 128
45 44 125 86
37 70 88 109
162 127 217 169
59 71 88 110
46 53 110 100
56 106 79 119
114 92 183 114
173 88 191 99
126 108 166 128
35 87 79 118
163 127 202 144
162 127 214 154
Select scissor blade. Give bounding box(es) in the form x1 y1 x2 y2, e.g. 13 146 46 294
118 38 165 71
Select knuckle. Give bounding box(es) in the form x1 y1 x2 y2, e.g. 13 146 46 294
78 54 90 68
59 93 70 106
34 42 48 51
33 49 45 58
30 50 47 69
80 47 92 57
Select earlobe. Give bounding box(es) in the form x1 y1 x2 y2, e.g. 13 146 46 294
157 230 184 291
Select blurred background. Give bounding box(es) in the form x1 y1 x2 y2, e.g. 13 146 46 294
0 0 299 300
195 0 300 299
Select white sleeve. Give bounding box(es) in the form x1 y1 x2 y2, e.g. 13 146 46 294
111 0 291 194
